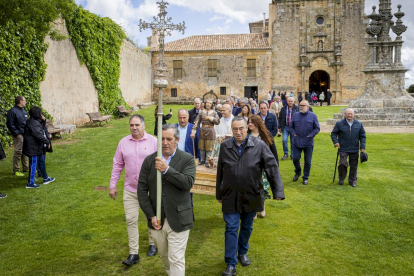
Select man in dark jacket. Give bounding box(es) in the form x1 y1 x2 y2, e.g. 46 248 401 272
6 96 29 176
258 101 278 137
138 124 196 276
278 97 299 160
290 100 320 185
331 108 366 187
216 117 284 276
188 98 201 124
327 89 332 106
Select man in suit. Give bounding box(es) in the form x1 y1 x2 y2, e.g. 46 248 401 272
176 109 200 159
138 124 196 276
188 98 201 124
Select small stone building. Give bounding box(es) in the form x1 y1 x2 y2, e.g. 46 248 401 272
151 34 272 101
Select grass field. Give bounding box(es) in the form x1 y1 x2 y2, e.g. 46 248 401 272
1 105 413 275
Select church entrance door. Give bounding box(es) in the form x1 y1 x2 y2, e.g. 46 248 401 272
309 70 330 100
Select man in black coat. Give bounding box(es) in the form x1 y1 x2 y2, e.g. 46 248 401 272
138 124 196 276
331 108 366 187
188 98 201 124
327 89 333 106
6 96 29 176
216 117 284 276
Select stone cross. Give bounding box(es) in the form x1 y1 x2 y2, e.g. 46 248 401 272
138 0 185 72
138 1 185 225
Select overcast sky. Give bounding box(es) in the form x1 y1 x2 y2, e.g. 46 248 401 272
75 0 414 87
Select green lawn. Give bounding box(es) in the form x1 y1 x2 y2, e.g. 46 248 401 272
1 105 413 275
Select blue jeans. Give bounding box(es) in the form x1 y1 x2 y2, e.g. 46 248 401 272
28 155 48 184
282 126 294 156
36 154 47 178
223 212 256 266
292 146 314 180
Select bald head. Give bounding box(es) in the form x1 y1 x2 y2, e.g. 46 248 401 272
221 104 232 118
345 108 355 121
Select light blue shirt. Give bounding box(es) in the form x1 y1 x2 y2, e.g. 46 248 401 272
346 119 353 128
162 148 177 174
177 124 188 151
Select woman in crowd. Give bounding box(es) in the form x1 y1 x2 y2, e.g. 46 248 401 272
247 115 279 218
238 104 252 122
36 114 53 179
153 105 172 136
23 107 55 188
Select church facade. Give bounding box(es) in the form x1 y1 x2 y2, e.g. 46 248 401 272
151 0 369 103
269 0 369 103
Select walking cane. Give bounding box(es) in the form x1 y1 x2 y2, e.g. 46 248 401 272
333 149 339 183
192 138 199 166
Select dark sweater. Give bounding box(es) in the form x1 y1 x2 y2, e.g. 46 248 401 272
331 119 366 153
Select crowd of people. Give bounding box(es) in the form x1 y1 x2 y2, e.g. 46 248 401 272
2 94 366 276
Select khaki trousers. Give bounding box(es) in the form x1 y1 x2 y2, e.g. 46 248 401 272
13 134 28 173
150 218 190 276
123 190 154 254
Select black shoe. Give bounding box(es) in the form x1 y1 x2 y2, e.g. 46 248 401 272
0 193 7 199
349 183 356 187
303 179 308 185
281 155 288 161
122 254 139 266
205 162 210 168
199 160 205 165
222 265 237 276
293 173 300 181
238 254 251 266
338 179 344 185
147 245 157 257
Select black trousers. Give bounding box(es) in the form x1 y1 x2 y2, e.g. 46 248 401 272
338 152 359 184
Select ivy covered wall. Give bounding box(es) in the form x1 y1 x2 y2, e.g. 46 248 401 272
0 2 129 145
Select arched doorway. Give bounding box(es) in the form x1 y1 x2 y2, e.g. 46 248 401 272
309 70 330 99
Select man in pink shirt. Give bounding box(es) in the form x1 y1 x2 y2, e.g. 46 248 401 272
109 114 158 266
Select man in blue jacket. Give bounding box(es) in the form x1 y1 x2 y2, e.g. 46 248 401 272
6 96 29 176
258 101 278 137
176 109 200 160
290 100 320 185
331 108 366 187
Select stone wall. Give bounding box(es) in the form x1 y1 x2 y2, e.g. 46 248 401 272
119 40 152 107
40 18 99 125
40 19 152 125
151 50 272 101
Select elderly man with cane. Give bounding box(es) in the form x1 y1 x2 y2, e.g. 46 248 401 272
331 108 366 187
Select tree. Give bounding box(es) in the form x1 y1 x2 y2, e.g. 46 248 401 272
408 84 414 93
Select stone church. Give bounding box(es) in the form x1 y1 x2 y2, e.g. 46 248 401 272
151 0 369 103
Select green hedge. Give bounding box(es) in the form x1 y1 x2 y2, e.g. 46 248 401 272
0 21 48 146
63 6 128 115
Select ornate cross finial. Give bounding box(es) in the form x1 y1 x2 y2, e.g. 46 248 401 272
138 1 185 70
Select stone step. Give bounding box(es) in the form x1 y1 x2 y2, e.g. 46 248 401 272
340 107 414 114
326 119 414 126
333 113 414 120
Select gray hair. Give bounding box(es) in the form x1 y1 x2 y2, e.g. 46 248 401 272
129 114 145 123
240 98 248 104
232 116 247 126
194 98 201 103
177 108 189 115
226 96 234 102
162 124 179 139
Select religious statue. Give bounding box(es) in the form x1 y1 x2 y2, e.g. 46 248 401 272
191 99 220 167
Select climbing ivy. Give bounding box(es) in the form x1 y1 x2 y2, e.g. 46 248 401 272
63 6 128 115
0 21 49 145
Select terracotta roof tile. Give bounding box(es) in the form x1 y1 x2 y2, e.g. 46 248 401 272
151 33 271 52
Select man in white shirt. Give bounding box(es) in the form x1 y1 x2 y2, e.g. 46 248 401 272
215 104 234 142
